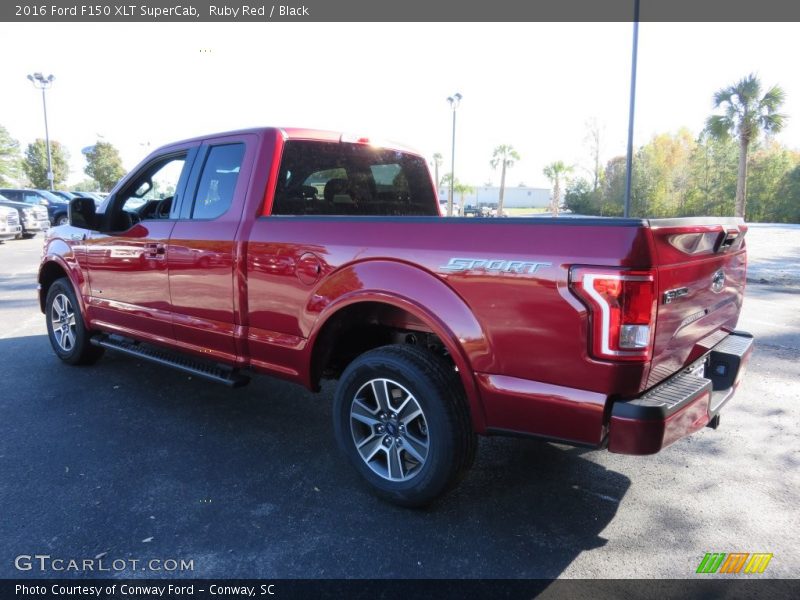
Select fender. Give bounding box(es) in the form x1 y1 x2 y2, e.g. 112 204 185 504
304 260 491 433
39 238 89 323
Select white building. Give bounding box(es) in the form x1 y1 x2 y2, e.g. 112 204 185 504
438 185 550 208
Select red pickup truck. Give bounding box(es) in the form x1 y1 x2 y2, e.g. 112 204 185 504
39 127 753 506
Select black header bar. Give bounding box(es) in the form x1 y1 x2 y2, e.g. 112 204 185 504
4 0 800 22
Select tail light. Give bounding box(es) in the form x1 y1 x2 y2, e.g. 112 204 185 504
569 267 657 362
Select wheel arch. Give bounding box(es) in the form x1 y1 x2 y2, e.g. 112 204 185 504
38 255 87 320
305 260 490 433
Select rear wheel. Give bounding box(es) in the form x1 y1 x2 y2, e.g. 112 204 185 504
45 278 104 365
333 344 476 507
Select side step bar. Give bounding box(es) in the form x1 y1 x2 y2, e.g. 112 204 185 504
90 335 250 388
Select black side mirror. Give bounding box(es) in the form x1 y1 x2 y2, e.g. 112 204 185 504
69 197 97 229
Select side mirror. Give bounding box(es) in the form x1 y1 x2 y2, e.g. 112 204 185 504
69 197 97 229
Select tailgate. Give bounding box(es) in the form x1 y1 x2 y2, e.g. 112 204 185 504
646 218 747 388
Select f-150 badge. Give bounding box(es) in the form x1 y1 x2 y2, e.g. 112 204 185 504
441 258 551 274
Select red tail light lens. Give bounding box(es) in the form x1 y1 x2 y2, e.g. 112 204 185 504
569 267 657 361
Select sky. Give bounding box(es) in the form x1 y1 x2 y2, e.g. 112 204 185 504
1 22 798 189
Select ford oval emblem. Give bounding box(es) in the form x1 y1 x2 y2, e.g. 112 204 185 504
711 269 725 293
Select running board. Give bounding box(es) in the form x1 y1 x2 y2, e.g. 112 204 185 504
90 335 250 387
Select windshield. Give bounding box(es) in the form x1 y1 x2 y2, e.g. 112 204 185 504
37 190 68 203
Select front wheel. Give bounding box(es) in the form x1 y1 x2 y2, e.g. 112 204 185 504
333 344 476 507
55 214 69 226
45 278 104 365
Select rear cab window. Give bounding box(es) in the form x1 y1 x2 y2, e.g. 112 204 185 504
271 141 437 216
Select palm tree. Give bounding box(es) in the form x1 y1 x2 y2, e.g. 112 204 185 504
490 145 520 217
432 152 443 190
453 181 474 215
706 73 786 219
543 161 573 217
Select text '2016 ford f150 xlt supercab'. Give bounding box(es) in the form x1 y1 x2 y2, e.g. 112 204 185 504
39 127 753 506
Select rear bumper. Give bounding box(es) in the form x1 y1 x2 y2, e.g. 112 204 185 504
608 331 754 455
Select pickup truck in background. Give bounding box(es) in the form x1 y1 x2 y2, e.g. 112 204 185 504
38 128 753 506
0 205 22 241
0 193 50 239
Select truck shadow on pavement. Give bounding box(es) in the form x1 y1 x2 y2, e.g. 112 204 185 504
0 334 630 579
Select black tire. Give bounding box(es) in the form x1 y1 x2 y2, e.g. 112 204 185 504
55 213 69 226
21 232 36 239
45 277 104 365
333 344 477 507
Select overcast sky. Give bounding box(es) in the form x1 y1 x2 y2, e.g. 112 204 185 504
1 22 798 189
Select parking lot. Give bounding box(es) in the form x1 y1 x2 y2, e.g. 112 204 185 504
0 227 798 579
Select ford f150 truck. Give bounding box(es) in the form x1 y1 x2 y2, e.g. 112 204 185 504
0 205 23 241
38 127 753 506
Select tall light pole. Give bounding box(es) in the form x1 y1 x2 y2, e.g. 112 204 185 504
623 0 640 218
27 72 56 191
447 93 462 217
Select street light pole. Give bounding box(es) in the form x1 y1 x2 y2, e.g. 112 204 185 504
623 0 640 218
27 72 56 191
447 93 462 217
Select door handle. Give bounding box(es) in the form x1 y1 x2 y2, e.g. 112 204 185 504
145 243 166 258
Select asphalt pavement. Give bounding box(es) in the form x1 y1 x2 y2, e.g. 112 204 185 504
0 231 798 579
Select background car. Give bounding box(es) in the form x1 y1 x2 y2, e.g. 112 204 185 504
70 191 106 207
0 193 50 238
52 191 79 202
0 188 70 226
0 205 22 242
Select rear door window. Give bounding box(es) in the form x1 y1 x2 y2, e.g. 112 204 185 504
191 143 245 220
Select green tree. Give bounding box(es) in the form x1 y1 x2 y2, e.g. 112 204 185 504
745 140 800 222
632 130 695 217
564 177 601 215
453 181 474 214
584 117 604 191
706 73 787 219
23 139 70 189
0 125 22 186
71 178 100 192
84 141 126 192
774 164 800 223
543 161 573 217
490 145 520 216
685 133 738 216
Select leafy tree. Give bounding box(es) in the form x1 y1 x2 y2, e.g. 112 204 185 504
775 164 800 223
490 145 520 217
685 133 738 216
84 141 126 192
23 139 70 189
543 161 573 217
564 177 602 215
0 125 22 186
746 140 799 222
706 73 787 218
584 118 604 191
632 130 695 217
453 181 474 213
71 178 100 192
